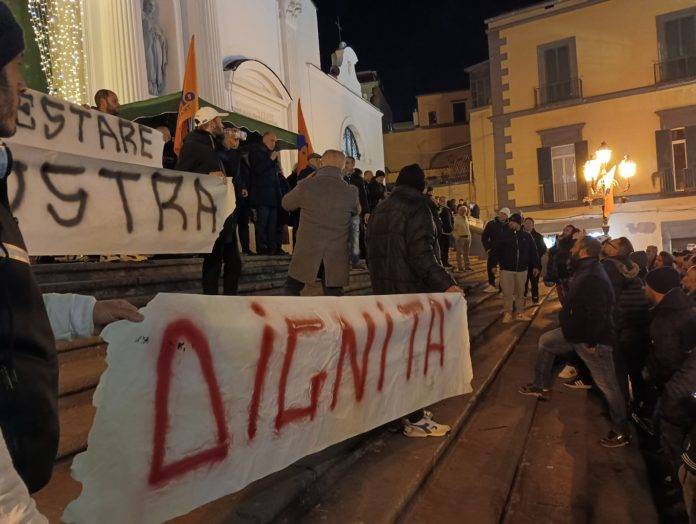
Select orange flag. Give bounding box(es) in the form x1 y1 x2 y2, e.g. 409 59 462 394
296 100 314 174
603 185 615 219
174 36 199 156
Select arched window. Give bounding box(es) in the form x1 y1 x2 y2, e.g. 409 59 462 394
342 127 360 160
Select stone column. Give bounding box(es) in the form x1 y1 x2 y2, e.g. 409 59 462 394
82 0 149 104
180 0 226 108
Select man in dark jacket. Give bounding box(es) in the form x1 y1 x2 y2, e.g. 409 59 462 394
644 267 696 392
156 125 177 169
683 266 696 305
0 3 142 494
344 157 369 266
367 163 461 437
248 133 282 255
469 201 480 219
481 207 510 292
520 236 629 448
544 224 578 304
176 107 241 295
366 170 387 213
680 410 696 520
495 213 540 322
438 197 454 268
287 153 320 247
523 217 547 304
600 237 650 403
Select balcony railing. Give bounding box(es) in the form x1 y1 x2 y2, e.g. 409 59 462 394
534 78 582 107
660 168 696 193
654 55 696 84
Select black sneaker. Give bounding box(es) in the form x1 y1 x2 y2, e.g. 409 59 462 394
518 384 549 399
600 430 630 448
631 412 656 436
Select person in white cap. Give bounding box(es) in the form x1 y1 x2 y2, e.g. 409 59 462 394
481 206 510 292
176 106 229 178
175 106 243 296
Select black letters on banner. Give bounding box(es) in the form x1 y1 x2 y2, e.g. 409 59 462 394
118 120 138 155
151 172 187 231
41 96 66 140
98 115 122 153
16 92 36 131
69 105 93 143
139 126 153 159
40 163 88 227
98 168 142 233
193 178 217 232
9 160 27 212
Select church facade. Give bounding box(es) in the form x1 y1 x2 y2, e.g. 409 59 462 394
36 0 385 173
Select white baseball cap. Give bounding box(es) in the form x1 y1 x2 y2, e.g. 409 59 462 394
499 207 511 217
194 106 229 127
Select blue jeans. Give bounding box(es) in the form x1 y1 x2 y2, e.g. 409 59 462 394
349 215 360 265
533 327 628 432
255 206 277 254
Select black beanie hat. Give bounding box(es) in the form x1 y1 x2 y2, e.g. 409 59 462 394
509 213 523 225
396 163 425 193
646 267 681 294
0 2 25 71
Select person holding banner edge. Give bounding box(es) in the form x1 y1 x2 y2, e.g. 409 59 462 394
367 163 462 437
176 106 242 295
0 3 143 515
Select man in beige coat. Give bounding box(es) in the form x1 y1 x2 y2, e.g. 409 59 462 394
282 150 359 296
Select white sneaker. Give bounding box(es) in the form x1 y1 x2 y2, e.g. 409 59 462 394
483 285 498 293
515 312 532 321
403 417 451 438
558 365 578 380
502 312 513 323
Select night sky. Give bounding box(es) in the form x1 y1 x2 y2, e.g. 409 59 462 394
314 0 540 121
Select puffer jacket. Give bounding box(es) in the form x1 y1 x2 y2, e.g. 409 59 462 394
646 288 696 388
494 227 540 273
175 128 223 175
660 349 696 429
367 186 456 294
481 217 506 252
601 257 651 332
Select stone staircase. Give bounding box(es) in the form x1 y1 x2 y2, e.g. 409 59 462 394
32 252 491 521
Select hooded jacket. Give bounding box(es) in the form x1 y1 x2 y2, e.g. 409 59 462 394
367 186 456 294
645 288 696 388
559 257 615 346
601 257 651 333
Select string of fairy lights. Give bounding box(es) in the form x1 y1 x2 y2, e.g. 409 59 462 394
28 0 87 104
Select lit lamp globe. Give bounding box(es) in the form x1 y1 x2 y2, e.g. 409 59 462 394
596 142 612 165
583 158 601 182
618 156 637 179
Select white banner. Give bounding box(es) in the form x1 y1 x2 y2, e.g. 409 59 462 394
63 293 472 523
7 144 235 255
6 89 164 168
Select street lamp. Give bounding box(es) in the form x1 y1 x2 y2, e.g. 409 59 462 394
582 141 636 231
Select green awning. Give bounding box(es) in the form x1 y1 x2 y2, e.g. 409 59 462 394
118 92 298 149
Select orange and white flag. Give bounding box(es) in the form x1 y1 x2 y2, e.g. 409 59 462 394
174 36 199 156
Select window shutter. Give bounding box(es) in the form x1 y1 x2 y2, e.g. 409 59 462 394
537 147 554 204
685 125 696 189
574 141 589 200
655 130 674 192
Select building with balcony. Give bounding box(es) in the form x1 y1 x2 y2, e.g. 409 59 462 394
383 89 476 201
473 0 696 250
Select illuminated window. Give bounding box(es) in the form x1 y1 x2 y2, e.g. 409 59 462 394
343 127 360 160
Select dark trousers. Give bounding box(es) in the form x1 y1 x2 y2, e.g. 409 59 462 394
255 206 277 255
487 251 498 286
284 263 343 296
202 227 242 295
439 235 451 267
236 200 251 253
525 267 540 301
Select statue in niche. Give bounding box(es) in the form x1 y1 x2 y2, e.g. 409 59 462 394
142 0 168 95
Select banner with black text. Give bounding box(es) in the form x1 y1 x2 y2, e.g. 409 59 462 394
7 144 235 255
